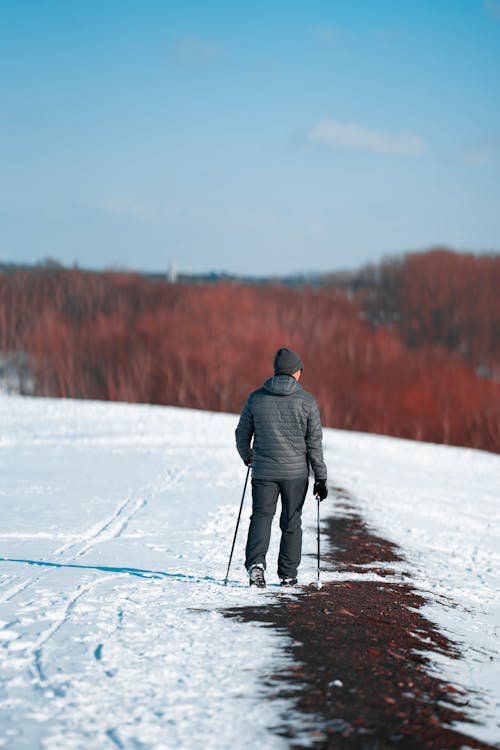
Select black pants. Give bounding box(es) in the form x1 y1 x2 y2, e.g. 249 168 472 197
245 477 309 579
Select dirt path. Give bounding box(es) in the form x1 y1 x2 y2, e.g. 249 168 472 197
224 487 497 749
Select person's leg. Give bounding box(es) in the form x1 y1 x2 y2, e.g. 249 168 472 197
277 477 309 579
245 479 280 571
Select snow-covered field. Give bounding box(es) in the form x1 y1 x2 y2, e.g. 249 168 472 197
0 396 499 748
326 429 500 744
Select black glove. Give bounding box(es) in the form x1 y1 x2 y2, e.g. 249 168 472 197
244 458 253 467
313 479 328 501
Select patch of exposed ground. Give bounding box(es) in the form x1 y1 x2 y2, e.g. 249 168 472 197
223 487 496 749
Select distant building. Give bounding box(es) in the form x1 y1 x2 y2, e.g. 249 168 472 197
167 261 177 283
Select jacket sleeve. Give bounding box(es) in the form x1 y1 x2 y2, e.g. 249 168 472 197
235 398 254 463
306 399 327 481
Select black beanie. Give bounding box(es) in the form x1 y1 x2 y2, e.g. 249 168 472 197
274 347 304 376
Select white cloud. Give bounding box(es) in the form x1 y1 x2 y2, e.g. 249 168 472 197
308 118 424 157
168 35 224 65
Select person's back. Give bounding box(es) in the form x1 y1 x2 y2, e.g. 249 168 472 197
235 347 328 588
236 373 325 481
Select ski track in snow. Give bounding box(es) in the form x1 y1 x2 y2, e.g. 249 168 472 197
0 395 499 749
0 491 146 628
52 494 147 559
0 494 144 606
1 465 187 610
0 397 302 750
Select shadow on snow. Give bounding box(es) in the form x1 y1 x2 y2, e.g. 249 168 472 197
0 556 251 588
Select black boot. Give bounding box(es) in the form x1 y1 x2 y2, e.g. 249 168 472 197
249 564 266 588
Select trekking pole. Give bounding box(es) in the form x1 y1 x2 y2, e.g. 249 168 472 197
316 493 322 590
224 466 251 585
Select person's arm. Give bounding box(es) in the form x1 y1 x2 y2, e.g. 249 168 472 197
306 399 327 482
235 398 254 465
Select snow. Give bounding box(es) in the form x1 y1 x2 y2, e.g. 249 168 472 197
326 429 500 744
0 395 499 748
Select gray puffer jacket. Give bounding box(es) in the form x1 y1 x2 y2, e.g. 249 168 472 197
235 375 327 481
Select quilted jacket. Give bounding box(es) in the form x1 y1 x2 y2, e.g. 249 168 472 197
235 375 327 481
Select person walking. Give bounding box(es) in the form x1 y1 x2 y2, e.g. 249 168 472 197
235 347 328 588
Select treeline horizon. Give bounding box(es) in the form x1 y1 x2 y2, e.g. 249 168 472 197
1 247 499 453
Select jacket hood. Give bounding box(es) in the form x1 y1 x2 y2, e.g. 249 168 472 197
263 375 302 396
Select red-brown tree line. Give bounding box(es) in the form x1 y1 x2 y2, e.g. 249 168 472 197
342 248 500 378
1 251 499 453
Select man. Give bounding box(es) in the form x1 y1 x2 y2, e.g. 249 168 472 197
235 347 328 588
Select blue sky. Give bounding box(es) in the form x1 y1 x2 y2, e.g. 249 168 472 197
1 0 499 275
